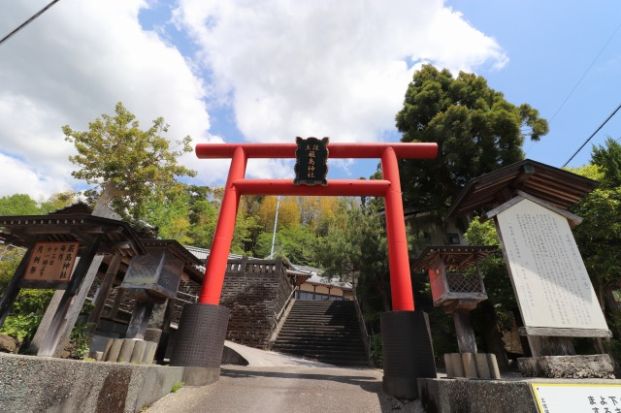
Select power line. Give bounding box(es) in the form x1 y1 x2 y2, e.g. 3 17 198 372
562 102 621 167
0 0 62 47
548 21 621 123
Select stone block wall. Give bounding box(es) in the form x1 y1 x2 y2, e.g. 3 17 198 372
0 353 183 413
220 258 293 348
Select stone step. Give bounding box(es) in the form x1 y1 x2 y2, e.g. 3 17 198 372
272 343 365 353
274 335 364 343
274 300 366 366
276 331 361 338
281 320 358 326
275 351 368 364
286 312 356 317
278 325 360 331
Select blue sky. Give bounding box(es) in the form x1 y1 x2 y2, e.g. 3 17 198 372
140 0 621 178
449 0 621 167
1 1 620 199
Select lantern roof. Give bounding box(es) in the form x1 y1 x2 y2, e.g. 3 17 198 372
413 245 498 272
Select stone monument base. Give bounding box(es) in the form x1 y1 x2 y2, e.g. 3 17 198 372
419 377 621 413
517 354 614 378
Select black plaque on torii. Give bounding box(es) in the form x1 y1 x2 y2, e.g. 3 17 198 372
294 137 329 185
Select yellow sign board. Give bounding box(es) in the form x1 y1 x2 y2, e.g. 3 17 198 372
24 241 79 283
532 383 621 413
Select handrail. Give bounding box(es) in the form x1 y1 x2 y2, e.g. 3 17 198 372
275 285 297 322
267 285 298 350
176 290 198 304
353 291 371 365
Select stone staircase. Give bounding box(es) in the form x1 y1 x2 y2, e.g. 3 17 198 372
272 300 368 366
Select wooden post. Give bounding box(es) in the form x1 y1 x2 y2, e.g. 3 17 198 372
87 253 122 330
30 237 103 357
0 246 33 327
109 287 125 321
154 300 174 363
453 309 478 354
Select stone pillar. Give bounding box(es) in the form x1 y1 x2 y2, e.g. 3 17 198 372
143 300 169 344
126 301 154 340
171 303 230 385
381 311 437 400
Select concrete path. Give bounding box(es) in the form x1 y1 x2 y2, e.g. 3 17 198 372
223 340 332 367
146 365 424 413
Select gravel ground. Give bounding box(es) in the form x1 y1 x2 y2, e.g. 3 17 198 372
146 365 425 413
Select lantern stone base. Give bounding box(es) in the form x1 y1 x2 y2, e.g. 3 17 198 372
517 354 615 379
170 303 230 385
380 310 437 400
443 353 501 379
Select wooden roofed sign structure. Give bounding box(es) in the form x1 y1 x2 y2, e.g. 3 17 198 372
0 209 145 357
449 159 597 217
450 159 610 359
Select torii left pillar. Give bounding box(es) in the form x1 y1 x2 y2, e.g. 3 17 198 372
172 142 438 398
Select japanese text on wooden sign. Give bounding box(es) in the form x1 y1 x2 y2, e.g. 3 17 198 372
294 137 329 185
24 241 79 283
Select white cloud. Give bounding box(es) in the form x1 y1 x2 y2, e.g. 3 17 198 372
0 153 70 200
174 0 507 143
0 0 218 197
0 0 508 193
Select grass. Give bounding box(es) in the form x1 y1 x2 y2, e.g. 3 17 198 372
170 381 184 393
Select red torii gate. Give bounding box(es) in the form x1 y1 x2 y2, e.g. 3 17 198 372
196 142 437 310
172 141 439 399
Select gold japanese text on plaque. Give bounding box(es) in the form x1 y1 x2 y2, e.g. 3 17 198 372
24 241 79 283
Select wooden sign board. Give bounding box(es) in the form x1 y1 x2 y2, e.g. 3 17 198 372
23 241 79 285
531 383 621 413
294 137 329 185
493 197 609 336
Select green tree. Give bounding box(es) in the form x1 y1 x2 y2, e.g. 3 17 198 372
396 65 548 216
142 186 193 244
0 194 41 215
592 138 621 188
187 186 219 248
572 140 621 335
63 102 196 220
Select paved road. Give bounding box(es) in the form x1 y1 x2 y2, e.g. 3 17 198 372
147 366 423 413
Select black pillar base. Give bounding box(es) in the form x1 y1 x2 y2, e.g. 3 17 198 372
170 303 230 385
381 310 437 400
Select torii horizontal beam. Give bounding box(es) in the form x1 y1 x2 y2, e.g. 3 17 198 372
196 142 438 159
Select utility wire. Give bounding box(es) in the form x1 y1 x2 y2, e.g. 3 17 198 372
548 21 621 123
0 0 62 47
562 102 621 167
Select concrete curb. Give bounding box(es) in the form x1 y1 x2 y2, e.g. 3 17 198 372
0 353 183 413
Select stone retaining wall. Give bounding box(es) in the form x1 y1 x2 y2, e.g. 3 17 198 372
220 259 293 348
0 353 183 413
